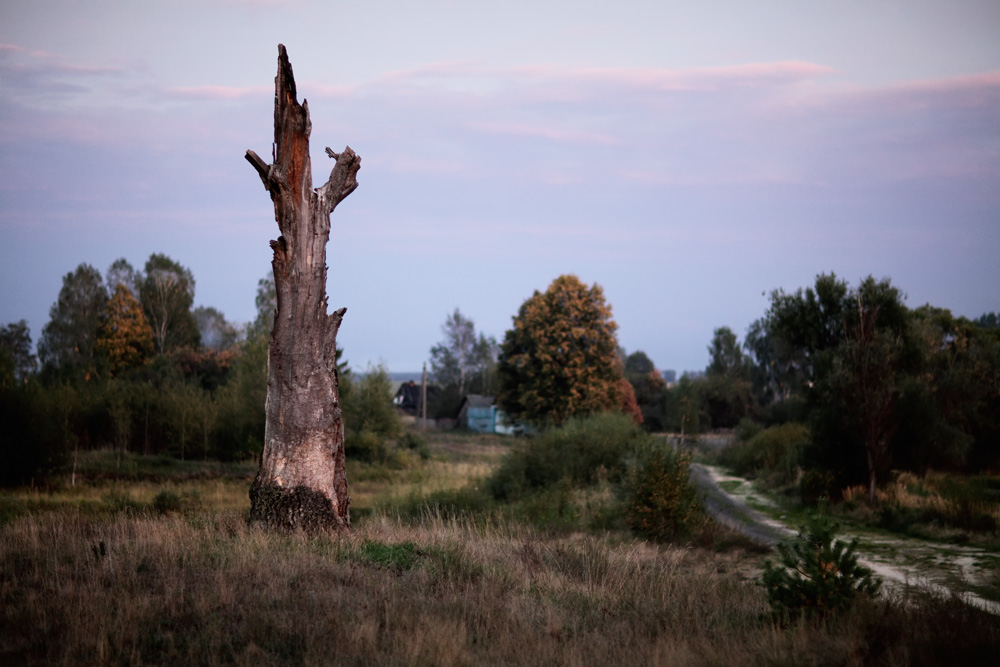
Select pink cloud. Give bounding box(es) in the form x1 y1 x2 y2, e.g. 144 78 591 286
560 61 835 92
469 121 619 146
1 43 123 75
373 60 834 93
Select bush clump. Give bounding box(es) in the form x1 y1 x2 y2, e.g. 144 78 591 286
486 412 648 501
152 490 183 514
761 508 881 621
721 422 809 486
624 443 703 542
342 365 403 464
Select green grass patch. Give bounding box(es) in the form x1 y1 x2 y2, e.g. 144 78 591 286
718 480 744 493
359 539 421 570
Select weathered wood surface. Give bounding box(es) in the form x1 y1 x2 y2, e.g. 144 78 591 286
245 44 360 531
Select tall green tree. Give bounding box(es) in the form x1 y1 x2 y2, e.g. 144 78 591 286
624 350 666 431
974 312 999 329
745 273 848 402
39 263 108 380
498 274 626 425
707 326 748 377
907 306 1000 471
0 320 37 385
832 286 906 503
703 326 753 428
140 253 199 354
624 350 655 379
105 258 140 298
753 275 916 497
429 308 499 396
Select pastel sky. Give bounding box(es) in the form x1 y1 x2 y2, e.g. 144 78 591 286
2 0 998 374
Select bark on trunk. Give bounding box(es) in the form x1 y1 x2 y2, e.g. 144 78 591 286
245 44 360 532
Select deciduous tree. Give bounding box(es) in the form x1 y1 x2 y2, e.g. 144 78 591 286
140 253 200 354
429 308 499 397
498 274 626 425
703 326 753 428
39 263 108 380
98 284 154 375
745 273 848 402
0 320 37 385
105 258 140 298
833 291 902 503
624 351 666 430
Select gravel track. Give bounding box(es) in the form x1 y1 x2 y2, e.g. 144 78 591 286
690 462 1000 615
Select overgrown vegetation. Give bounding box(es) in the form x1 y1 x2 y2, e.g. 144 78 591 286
342 364 404 464
487 413 646 501
481 413 705 538
719 422 809 487
646 277 999 511
3 436 999 666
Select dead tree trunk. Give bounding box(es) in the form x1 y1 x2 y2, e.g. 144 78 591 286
245 44 360 531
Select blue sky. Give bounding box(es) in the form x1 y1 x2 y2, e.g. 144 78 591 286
1 0 998 374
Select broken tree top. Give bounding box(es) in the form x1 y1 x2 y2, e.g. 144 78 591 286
245 45 361 218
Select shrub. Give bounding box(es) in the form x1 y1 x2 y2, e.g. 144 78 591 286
721 422 809 486
345 430 395 465
102 490 146 515
515 477 578 530
152 490 183 514
487 412 649 501
761 508 881 621
624 442 703 542
342 365 402 442
799 468 835 506
341 365 405 465
397 431 426 450
734 418 763 443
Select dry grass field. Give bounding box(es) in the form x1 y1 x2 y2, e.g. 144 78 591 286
2 434 999 666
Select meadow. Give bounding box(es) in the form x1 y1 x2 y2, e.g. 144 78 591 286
3 433 1000 666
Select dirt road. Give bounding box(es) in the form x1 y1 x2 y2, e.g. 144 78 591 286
691 462 1000 615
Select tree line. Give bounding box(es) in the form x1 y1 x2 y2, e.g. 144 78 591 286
431 272 999 502
5 261 998 500
0 255 395 485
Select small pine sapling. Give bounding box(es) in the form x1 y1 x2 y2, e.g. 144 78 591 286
761 507 881 620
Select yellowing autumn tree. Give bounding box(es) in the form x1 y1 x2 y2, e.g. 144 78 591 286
98 283 154 375
498 274 627 425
